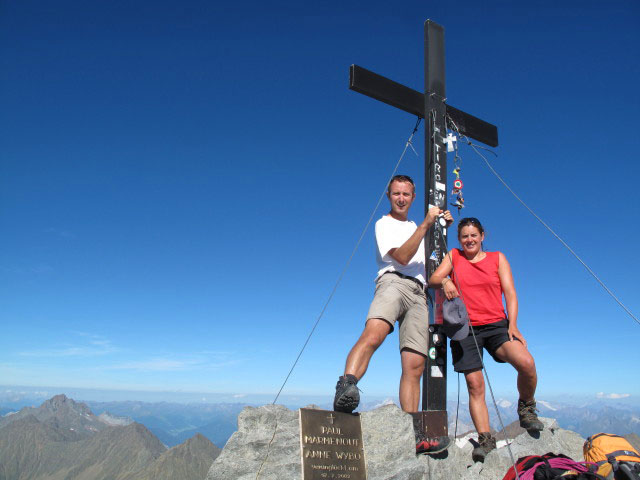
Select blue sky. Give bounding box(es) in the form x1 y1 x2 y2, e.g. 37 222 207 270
1 0 639 404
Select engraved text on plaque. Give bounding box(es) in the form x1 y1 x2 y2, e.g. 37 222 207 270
299 409 366 480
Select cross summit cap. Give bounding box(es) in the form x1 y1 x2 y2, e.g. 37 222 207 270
442 297 470 341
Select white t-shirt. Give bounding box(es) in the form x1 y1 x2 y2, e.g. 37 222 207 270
374 215 426 285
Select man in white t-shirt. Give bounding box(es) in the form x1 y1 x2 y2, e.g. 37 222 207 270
333 175 452 447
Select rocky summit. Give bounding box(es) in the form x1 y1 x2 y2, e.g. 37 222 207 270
206 403 587 480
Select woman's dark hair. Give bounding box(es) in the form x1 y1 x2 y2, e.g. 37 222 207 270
457 217 484 236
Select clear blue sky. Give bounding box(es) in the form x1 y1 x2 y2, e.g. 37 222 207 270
2 0 639 403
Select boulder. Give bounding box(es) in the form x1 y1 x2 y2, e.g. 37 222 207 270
206 404 586 480
206 404 301 480
420 418 585 479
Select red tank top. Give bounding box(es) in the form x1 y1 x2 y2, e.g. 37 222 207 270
450 249 505 326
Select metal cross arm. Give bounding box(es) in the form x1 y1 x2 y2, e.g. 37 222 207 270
349 64 499 148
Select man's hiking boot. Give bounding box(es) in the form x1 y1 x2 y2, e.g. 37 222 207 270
518 398 544 431
333 374 359 413
472 432 496 462
415 432 451 455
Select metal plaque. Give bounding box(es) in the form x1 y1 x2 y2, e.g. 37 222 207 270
411 410 447 438
299 409 366 480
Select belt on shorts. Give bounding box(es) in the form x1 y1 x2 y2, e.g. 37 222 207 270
385 271 425 291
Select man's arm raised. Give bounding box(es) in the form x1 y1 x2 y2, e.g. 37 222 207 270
388 207 452 265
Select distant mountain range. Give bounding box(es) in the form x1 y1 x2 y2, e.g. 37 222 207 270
444 397 640 439
0 395 220 480
82 396 640 448
2 389 639 457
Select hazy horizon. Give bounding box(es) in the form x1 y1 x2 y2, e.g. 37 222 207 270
2 384 639 408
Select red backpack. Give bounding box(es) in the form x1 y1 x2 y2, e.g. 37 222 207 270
502 452 604 480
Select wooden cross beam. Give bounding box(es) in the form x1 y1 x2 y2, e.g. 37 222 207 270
349 63 498 147
349 20 498 444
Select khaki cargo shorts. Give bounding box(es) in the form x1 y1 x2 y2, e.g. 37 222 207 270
366 273 430 355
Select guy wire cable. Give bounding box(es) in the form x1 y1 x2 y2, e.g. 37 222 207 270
447 117 639 327
255 118 422 480
436 220 521 480
454 372 461 440
271 116 422 406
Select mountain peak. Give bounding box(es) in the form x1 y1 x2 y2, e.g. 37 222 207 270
130 431 220 480
41 394 92 416
185 433 211 446
0 394 103 437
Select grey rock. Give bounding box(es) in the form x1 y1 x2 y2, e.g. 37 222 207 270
97 411 134 426
420 418 586 480
625 433 640 453
206 404 302 480
206 407 588 480
360 405 425 480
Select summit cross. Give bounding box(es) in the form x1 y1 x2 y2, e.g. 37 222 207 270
348 19 499 443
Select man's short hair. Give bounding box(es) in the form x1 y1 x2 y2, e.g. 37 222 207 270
387 174 415 194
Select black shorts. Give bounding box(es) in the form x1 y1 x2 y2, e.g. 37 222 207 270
451 319 511 373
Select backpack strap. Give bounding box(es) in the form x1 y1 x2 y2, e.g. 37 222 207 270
607 450 640 462
572 472 608 480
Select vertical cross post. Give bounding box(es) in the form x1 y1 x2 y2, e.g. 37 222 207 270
419 19 449 443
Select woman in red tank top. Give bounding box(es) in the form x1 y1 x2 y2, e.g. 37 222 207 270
429 218 543 462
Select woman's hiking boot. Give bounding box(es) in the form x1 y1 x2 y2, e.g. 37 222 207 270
518 398 544 431
472 432 496 462
333 374 359 413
